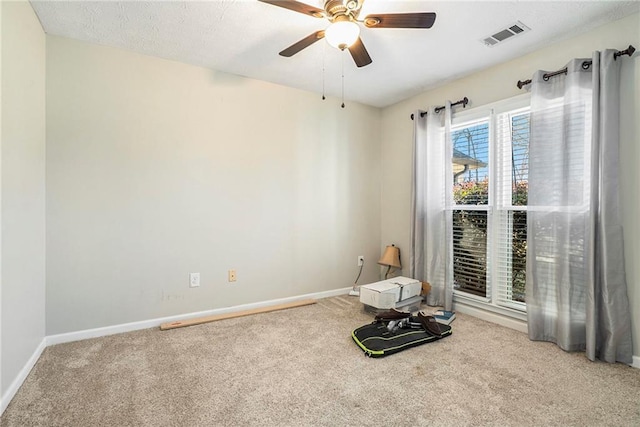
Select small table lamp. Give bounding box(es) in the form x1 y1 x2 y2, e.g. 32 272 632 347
378 244 401 279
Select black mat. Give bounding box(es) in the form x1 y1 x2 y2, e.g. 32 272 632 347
352 316 452 358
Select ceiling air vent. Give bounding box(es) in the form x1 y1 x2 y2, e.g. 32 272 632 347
481 21 530 47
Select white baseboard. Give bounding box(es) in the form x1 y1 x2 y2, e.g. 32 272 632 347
454 302 528 334
47 286 352 346
632 355 640 369
0 338 47 415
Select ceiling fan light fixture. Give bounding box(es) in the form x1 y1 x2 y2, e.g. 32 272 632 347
325 20 360 50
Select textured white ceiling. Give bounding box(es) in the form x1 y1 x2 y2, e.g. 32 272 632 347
31 0 639 108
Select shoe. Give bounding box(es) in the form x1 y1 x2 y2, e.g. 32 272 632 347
375 308 411 321
417 312 443 337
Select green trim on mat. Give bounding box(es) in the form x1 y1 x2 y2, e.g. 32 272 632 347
360 330 425 343
373 336 436 353
351 330 384 356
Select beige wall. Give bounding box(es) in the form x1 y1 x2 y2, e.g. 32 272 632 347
380 13 640 357
1 0 47 397
45 36 382 334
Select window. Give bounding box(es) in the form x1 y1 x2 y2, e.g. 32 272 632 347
450 97 530 313
452 120 490 298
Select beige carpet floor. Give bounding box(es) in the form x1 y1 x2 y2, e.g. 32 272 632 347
2 295 640 426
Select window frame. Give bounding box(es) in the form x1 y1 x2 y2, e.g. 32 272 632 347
448 94 531 319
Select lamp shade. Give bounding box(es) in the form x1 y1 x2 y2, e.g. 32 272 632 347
378 245 401 268
325 20 360 50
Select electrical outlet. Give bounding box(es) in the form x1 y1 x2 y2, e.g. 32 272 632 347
358 256 364 267
228 269 237 282
190 272 200 288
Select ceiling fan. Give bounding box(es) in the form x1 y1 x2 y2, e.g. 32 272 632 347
258 0 436 68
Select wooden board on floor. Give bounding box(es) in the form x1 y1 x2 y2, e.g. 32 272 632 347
160 299 316 331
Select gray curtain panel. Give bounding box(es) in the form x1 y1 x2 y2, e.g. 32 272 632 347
526 50 633 363
410 104 454 310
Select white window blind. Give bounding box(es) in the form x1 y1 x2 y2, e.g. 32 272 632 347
453 209 489 297
494 108 529 310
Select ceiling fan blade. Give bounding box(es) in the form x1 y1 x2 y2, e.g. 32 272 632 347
258 0 325 18
364 12 436 29
348 37 372 68
279 31 325 57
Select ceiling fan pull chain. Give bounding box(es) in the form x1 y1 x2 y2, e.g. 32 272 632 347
322 43 326 100
341 52 345 108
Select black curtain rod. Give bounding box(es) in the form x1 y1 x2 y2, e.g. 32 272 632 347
410 97 469 120
516 44 635 89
